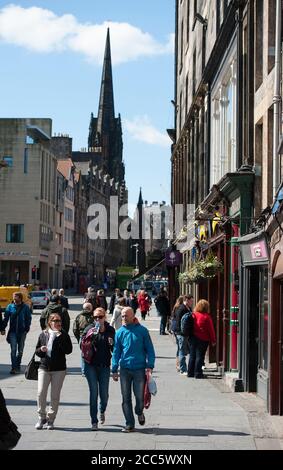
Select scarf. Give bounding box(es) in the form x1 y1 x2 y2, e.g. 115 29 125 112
46 328 60 357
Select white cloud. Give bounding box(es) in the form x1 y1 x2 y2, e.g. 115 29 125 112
0 4 174 64
124 116 171 147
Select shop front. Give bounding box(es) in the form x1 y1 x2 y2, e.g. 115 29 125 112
238 231 269 406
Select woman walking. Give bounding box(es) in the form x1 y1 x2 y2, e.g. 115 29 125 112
35 313 72 429
187 299 216 379
82 307 115 430
171 296 184 372
137 290 151 320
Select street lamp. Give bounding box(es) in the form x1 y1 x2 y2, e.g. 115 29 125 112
131 243 139 270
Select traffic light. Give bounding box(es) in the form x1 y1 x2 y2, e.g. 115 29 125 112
31 265 36 280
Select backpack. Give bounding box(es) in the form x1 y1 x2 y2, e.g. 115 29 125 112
180 311 194 338
80 326 97 364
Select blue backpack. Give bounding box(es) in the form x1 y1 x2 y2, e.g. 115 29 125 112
180 311 194 338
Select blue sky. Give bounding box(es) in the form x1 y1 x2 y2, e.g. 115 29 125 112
0 1 174 208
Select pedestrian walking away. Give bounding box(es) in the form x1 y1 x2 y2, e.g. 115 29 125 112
137 290 151 320
154 288 170 335
187 299 216 379
170 295 184 372
1 292 32 374
58 288 69 309
73 302 94 376
111 307 155 433
109 288 123 315
174 295 194 375
96 289 108 311
40 295 70 333
35 313 72 430
81 307 115 430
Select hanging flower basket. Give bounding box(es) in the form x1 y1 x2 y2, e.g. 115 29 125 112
178 251 223 284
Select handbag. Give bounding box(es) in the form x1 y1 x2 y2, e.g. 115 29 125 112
0 420 21 450
25 353 40 380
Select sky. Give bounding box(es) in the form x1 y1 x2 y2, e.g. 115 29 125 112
0 0 175 209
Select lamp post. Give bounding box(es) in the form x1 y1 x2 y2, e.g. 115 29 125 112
131 243 139 270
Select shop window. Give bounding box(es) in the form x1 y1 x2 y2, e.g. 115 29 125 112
259 267 269 371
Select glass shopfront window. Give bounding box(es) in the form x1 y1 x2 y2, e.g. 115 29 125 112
259 266 269 371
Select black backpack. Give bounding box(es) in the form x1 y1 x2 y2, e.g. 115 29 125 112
180 311 194 338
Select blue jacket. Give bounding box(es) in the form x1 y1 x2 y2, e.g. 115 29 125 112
2 302 32 335
111 322 155 373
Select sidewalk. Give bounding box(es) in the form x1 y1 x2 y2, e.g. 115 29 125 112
0 296 282 450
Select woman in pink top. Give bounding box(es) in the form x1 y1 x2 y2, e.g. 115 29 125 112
187 299 216 379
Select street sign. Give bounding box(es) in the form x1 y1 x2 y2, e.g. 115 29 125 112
165 249 182 266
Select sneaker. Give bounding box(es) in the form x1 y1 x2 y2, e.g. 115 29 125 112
179 371 188 376
35 419 47 430
99 413 105 424
46 422 54 430
138 413 145 426
91 423 98 431
121 426 135 433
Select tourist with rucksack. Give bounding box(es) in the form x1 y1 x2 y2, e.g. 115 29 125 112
174 295 194 375
187 299 216 379
73 302 94 376
81 307 115 430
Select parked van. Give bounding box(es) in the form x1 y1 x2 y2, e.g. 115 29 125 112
0 285 33 311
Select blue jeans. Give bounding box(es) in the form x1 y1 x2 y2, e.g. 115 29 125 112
188 336 209 378
84 363 110 425
9 332 27 370
176 335 189 373
120 368 145 428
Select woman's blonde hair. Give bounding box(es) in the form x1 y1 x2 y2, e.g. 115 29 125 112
194 299 210 313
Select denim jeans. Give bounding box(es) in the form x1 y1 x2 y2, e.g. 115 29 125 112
188 336 209 378
84 363 110 425
120 368 145 428
176 335 189 373
9 332 27 370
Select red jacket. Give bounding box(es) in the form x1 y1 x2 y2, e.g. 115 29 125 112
138 294 150 312
192 311 216 344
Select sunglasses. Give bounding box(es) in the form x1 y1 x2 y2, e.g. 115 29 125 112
93 315 105 320
51 319 61 323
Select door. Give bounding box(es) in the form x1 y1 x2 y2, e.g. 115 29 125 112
279 284 283 414
256 266 269 401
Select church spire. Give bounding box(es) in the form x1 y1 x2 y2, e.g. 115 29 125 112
138 187 143 206
96 28 115 136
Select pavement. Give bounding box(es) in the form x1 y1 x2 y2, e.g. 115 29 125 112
0 296 282 450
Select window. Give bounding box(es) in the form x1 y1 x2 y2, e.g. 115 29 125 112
26 135 34 145
210 47 237 186
6 224 24 243
3 156 13 167
24 148 28 173
179 20 184 73
186 0 190 43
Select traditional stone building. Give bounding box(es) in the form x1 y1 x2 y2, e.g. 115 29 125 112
172 0 282 414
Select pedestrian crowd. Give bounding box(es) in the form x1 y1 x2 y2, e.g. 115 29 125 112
0 283 216 445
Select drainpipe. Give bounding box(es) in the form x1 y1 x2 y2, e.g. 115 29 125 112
273 0 282 197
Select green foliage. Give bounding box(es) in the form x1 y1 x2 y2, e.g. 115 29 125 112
178 251 223 284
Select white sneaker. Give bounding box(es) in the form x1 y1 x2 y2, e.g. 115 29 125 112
46 422 54 430
35 419 47 430
179 371 187 376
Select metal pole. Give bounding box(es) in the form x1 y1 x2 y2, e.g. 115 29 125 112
273 0 282 197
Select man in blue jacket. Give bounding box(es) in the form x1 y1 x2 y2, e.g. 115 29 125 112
112 306 155 433
1 292 32 374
